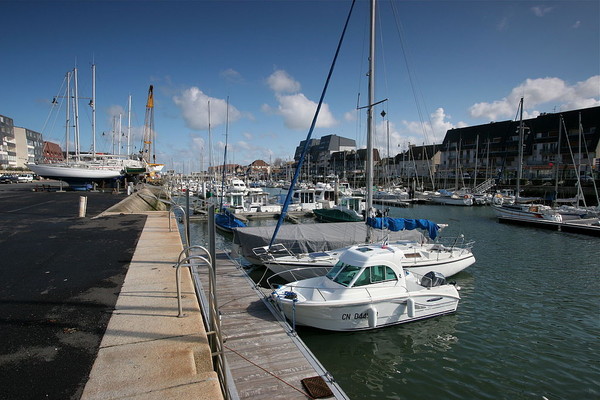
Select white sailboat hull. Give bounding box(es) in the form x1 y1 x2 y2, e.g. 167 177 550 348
263 243 475 282
28 163 123 180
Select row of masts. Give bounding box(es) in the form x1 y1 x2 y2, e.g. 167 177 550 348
54 64 152 163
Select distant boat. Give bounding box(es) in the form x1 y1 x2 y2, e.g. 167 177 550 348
214 97 246 234
215 210 246 233
313 195 365 222
429 189 474 206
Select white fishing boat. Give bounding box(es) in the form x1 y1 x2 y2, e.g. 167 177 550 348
270 244 461 331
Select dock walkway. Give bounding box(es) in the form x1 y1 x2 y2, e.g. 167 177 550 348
193 252 347 400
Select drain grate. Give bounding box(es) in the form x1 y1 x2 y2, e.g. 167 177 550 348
301 376 334 399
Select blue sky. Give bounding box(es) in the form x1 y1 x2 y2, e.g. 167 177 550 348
1 0 598 173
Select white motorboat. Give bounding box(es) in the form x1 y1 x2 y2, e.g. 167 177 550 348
270 244 461 331
492 202 563 222
429 189 474 206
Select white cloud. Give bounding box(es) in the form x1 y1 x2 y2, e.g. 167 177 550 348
220 68 243 83
172 87 242 130
266 70 301 93
371 108 466 155
572 20 581 29
531 6 554 17
468 76 600 121
263 69 337 130
274 93 337 130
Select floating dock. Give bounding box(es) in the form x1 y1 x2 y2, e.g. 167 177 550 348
498 216 600 236
192 252 348 399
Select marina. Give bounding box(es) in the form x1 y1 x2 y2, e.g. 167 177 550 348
188 201 599 400
1 1 599 399
0 181 598 399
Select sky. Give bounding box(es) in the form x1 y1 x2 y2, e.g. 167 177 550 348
1 0 598 173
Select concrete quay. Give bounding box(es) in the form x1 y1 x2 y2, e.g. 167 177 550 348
81 211 222 400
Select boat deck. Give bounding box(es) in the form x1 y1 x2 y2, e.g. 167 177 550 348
192 252 347 400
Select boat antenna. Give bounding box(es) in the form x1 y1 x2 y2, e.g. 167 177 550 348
268 0 357 248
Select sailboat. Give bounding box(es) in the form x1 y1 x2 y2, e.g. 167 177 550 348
493 98 564 222
238 0 475 281
214 97 247 233
28 65 124 187
28 64 148 187
270 0 461 331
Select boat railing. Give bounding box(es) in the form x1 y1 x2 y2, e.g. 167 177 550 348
270 269 453 304
270 280 408 303
265 266 333 288
434 235 475 254
251 243 295 261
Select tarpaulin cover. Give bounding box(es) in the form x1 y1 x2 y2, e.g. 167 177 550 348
232 222 426 264
366 217 440 239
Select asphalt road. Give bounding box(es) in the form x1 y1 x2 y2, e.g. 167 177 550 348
0 182 147 399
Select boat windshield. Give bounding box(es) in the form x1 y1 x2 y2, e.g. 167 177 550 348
327 262 363 287
326 262 399 287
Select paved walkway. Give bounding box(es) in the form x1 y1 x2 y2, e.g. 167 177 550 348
81 211 224 400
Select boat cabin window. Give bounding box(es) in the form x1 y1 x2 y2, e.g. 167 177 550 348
328 263 362 287
326 262 345 280
353 265 397 287
328 262 397 287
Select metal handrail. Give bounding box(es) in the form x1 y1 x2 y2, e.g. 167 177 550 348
173 255 210 318
173 245 232 400
169 203 189 247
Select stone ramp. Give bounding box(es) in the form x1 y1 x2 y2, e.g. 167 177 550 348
81 211 223 400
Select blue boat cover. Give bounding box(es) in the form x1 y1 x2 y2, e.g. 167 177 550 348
366 217 440 240
215 211 247 229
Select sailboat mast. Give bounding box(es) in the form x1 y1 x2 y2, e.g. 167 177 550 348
127 94 132 156
516 97 524 201
118 113 122 155
65 70 71 161
554 115 562 203
219 97 230 211
73 67 81 160
366 0 376 225
92 63 96 156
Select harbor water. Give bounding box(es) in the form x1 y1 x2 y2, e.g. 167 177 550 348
185 203 599 400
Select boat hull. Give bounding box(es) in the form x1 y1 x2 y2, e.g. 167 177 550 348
492 204 561 222
430 195 473 206
264 249 475 282
274 290 459 331
313 208 363 222
28 163 123 180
